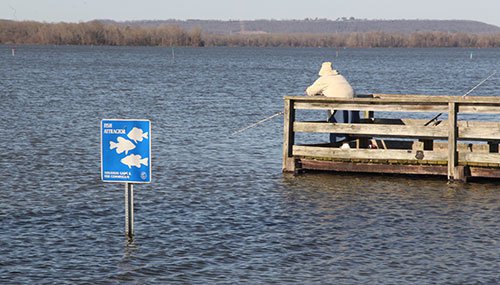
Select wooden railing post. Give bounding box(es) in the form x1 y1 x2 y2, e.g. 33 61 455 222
448 102 459 180
359 110 374 148
282 98 296 172
363 110 374 121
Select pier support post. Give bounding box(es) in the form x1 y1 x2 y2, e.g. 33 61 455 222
453 166 469 182
447 102 459 180
283 99 296 172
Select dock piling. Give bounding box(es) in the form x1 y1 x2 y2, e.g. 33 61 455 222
283 94 500 181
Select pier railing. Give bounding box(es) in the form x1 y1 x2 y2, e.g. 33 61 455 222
283 94 500 181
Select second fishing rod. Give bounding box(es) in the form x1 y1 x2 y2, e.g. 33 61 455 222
232 70 497 135
424 70 496 126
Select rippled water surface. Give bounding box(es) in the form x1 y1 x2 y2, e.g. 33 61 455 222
1 46 499 284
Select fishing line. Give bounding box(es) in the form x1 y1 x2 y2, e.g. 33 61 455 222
462 70 496 97
231 68 315 135
231 111 284 135
424 70 497 126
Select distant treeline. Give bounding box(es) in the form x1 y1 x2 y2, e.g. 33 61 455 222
124 19 500 35
208 32 500 48
0 20 203 46
1 20 500 48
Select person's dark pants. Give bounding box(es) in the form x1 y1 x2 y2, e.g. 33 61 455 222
328 110 360 143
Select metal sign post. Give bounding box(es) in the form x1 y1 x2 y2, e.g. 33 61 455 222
101 119 151 240
125 183 134 239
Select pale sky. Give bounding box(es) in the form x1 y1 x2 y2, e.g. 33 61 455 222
2 0 499 27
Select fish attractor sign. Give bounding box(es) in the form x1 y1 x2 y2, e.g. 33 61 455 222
101 119 151 183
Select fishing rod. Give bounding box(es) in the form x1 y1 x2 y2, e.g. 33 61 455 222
231 111 284 135
233 70 496 133
424 70 497 126
230 70 317 135
462 70 496 97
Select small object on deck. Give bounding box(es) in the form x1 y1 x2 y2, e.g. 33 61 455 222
340 143 350 149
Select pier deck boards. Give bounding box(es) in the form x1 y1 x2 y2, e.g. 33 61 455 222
283 94 500 181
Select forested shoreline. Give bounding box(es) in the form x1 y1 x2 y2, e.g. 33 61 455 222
1 20 500 48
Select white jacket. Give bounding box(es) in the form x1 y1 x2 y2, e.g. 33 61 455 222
305 70 354 98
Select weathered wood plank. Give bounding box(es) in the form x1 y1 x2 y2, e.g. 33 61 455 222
293 122 448 139
286 95 500 114
293 102 447 113
433 142 490 153
286 94 500 104
363 119 500 129
294 120 500 141
293 145 448 162
292 102 500 114
460 126 500 140
293 146 500 165
372 94 500 103
460 152 500 164
437 122 500 140
298 140 416 150
469 167 500 178
459 105 500 114
299 159 448 176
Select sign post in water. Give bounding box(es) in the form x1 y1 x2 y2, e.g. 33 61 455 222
101 119 151 239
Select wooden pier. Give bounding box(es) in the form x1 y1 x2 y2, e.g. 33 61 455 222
282 94 500 181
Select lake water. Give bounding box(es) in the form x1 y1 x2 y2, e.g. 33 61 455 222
1 46 499 284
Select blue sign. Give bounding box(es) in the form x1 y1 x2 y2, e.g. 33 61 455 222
101 119 151 183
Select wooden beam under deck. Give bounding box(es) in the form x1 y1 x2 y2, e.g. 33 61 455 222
299 159 448 176
299 159 500 179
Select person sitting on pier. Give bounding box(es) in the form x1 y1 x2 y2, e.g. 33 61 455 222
305 61 360 148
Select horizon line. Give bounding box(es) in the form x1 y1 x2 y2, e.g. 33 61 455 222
1 17 498 27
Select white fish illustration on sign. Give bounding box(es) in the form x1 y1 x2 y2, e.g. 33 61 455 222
110 137 136 154
121 154 148 169
127 127 148 143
